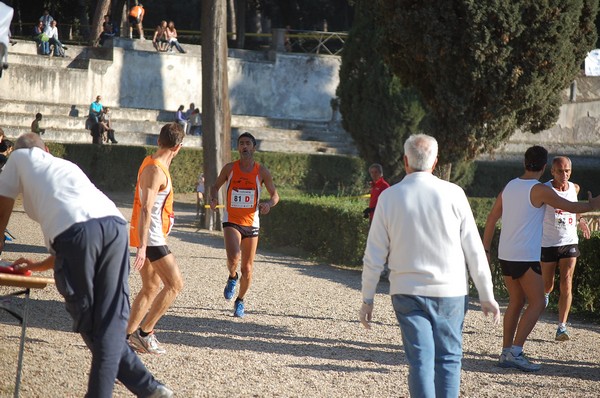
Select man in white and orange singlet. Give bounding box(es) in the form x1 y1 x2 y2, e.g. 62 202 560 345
127 123 185 354
210 132 279 317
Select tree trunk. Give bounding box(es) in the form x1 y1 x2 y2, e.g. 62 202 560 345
235 0 246 49
202 0 232 230
77 0 91 41
90 0 111 45
112 0 128 37
434 162 452 181
227 0 237 43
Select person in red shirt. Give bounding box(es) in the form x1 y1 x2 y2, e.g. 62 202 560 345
364 163 390 222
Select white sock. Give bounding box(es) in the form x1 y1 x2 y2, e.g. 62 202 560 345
510 345 523 357
558 323 567 329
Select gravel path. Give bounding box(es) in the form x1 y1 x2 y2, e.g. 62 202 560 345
1 193 599 397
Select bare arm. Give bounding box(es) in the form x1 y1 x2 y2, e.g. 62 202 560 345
482 191 503 256
133 165 165 271
572 183 591 239
531 183 600 214
12 255 55 272
209 163 233 210
258 165 279 215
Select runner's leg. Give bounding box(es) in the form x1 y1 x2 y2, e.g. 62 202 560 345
238 236 259 299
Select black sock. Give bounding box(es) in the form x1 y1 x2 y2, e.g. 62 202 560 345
126 334 131 339
139 328 150 338
228 272 238 280
235 297 243 303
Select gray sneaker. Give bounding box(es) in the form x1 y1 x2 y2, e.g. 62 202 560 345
128 329 167 355
147 384 173 398
497 352 509 368
503 351 541 372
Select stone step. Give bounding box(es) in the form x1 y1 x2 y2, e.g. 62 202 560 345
0 111 349 145
0 98 344 135
0 112 163 134
0 123 353 154
2 124 202 147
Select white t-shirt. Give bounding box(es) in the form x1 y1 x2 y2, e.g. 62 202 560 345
0 147 124 251
498 178 545 261
541 181 578 247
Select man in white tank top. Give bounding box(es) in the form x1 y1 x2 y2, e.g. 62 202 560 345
483 146 600 372
541 157 590 342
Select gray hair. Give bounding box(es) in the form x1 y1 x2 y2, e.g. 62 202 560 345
15 133 46 150
368 163 383 174
404 134 438 171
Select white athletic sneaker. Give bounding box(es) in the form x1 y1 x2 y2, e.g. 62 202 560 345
501 351 541 372
128 329 166 355
147 384 173 398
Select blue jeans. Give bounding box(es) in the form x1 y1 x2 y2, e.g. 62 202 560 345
392 294 467 398
52 217 160 398
37 40 50 55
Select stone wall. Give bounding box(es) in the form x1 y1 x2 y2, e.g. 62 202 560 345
0 38 340 122
2 39 600 156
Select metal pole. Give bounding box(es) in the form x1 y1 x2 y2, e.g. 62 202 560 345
14 288 30 398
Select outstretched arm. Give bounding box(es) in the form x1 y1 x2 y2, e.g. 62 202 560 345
532 183 600 214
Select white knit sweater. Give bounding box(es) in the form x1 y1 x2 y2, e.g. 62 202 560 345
361 172 495 303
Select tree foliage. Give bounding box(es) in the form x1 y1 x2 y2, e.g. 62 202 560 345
337 0 426 182
377 0 598 164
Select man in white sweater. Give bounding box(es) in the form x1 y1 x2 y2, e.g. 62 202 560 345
360 134 500 398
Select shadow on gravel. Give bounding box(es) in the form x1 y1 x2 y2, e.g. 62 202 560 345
288 363 392 374
256 253 390 297
3 242 48 256
0 297 71 333
157 313 403 366
462 351 600 382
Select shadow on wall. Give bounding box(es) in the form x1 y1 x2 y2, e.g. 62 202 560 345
118 45 166 113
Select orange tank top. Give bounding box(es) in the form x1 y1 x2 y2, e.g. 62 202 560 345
224 161 261 227
130 156 174 247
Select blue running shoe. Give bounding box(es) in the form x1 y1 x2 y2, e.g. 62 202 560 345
234 299 245 317
224 274 238 300
555 326 570 341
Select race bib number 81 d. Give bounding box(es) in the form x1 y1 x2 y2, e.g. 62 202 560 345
231 189 255 208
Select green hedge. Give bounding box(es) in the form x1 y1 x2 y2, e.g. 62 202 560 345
49 144 367 195
260 195 370 266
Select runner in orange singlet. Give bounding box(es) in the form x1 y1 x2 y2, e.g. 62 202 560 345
127 123 185 355
210 132 280 317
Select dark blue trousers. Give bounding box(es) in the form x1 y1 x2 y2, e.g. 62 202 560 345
52 216 159 398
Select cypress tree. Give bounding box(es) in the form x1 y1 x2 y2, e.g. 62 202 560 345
377 0 598 165
337 0 426 182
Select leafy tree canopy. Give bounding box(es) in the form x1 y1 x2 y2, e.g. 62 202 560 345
377 0 598 164
337 0 425 182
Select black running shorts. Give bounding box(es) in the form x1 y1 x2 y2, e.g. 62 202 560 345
540 244 580 262
223 222 259 239
146 245 171 262
499 260 541 280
